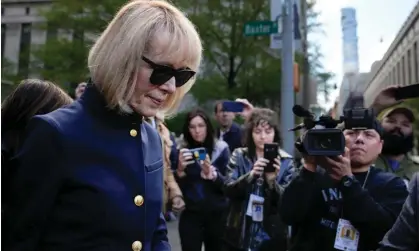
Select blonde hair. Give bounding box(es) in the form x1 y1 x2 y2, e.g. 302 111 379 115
88 0 202 118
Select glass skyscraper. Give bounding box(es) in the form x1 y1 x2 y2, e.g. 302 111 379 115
341 7 360 74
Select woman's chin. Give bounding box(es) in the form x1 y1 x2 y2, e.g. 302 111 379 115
129 103 159 117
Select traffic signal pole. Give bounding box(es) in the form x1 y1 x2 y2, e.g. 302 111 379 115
300 0 311 110
280 0 295 154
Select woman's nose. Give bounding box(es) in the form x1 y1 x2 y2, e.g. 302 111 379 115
159 77 176 94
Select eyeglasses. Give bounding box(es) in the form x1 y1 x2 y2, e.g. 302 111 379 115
142 56 196 87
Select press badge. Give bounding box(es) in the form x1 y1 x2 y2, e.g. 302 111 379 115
246 194 264 217
251 201 264 222
334 219 360 251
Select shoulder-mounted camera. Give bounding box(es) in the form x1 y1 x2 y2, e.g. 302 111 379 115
291 105 375 156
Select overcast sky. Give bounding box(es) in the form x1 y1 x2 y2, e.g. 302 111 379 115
311 0 418 108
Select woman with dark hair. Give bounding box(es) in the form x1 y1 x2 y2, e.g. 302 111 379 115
1 79 73 158
175 108 230 251
222 108 295 251
1 79 73 210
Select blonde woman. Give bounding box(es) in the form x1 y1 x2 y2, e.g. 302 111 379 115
3 1 202 251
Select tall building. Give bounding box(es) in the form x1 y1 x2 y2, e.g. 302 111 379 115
336 72 369 117
341 7 360 74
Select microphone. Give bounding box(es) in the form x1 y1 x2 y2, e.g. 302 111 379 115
289 123 305 131
288 116 317 132
292 105 313 118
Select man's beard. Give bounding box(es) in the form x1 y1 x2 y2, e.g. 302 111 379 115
381 128 414 155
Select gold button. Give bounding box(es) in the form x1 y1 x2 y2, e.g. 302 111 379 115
132 240 142 251
130 129 137 137
134 195 144 207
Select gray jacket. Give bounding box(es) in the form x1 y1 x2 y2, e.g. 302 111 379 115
378 172 419 251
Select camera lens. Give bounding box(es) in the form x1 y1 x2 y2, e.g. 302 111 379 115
319 138 332 149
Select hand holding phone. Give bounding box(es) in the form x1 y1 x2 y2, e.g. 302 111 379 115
264 143 279 173
251 158 269 177
222 101 245 113
178 149 195 171
394 84 419 100
189 147 207 161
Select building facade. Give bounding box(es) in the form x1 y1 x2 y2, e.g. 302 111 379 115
1 0 55 79
364 1 419 107
1 0 200 110
341 7 360 74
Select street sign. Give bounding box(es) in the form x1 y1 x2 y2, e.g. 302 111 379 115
270 0 283 49
270 0 302 50
243 21 278 36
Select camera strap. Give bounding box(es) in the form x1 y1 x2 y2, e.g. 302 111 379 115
333 167 371 251
340 167 371 218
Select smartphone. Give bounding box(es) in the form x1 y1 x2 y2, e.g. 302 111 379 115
222 101 245 113
264 143 279 173
394 84 419 100
189 147 207 161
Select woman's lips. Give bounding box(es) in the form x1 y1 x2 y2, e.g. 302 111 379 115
147 95 163 105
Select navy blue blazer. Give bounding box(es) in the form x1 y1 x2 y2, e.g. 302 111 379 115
217 123 242 153
175 140 230 211
3 85 170 251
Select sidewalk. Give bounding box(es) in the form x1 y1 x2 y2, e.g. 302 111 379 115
167 220 181 251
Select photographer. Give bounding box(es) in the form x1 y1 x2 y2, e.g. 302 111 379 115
222 108 294 251
280 118 408 251
175 108 230 251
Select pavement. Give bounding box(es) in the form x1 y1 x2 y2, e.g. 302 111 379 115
167 220 182 251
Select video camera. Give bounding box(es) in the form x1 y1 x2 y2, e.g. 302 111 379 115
290 105 376 156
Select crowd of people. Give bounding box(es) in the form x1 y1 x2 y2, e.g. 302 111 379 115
1 1 418 251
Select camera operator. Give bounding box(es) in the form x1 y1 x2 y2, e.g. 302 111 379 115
280 119 408 251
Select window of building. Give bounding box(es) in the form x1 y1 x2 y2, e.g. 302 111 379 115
401 55 405 85
1 7 4 15
407 49 412 85
414 42 419 83
392 65 397 85
18 23 32 78
1 24 6 58
397 61 401 85
44 23 57 71
25 7 30 15
386 72 391 86
388 70 392 86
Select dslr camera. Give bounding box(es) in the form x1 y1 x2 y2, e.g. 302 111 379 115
291 105 375 156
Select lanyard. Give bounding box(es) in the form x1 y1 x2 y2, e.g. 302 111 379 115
340 167 370 218
361 167 371 189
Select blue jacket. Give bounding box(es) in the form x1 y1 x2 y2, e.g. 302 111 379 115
3 85 169 251
175 140 230 211
222 147 295 250
217 123 242 153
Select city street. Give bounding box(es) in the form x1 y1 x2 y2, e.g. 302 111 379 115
167 220 182 251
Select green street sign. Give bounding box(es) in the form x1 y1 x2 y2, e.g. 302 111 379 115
243 21 278 36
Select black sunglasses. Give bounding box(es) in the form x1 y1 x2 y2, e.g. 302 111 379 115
142 56 196 87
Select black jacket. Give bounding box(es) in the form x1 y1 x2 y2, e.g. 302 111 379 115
280 166 408 251
378 172 419 251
